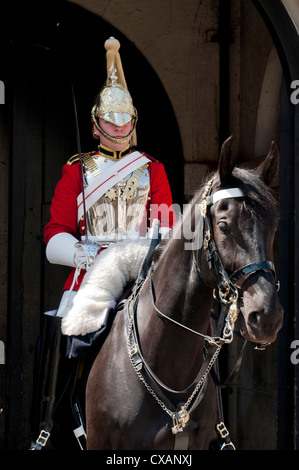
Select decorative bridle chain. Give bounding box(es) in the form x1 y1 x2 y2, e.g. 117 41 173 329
125 179 240 434
126 298 222 432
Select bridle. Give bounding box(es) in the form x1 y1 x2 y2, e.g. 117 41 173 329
148 178 279 348
201 178 280 346
124 178 280 441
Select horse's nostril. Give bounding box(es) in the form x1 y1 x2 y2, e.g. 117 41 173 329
248 310 265 329
249 311 259 326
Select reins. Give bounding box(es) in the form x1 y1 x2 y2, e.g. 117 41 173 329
148 265 233 347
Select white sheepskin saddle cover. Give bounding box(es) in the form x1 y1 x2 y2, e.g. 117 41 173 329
61 238 151 336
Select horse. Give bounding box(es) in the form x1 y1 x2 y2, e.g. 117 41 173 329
85 136 284 450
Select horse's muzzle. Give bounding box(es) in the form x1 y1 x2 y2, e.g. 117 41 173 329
237 273 284 345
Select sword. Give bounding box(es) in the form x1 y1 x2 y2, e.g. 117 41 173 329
71 85 88 241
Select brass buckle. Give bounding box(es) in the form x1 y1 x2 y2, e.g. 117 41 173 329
221 441 236 450
219 278 231 301
129 345 139 357
216 421 229 439
171 406 190 435
36 430 50 447
200 200 208 218
203 230 210 250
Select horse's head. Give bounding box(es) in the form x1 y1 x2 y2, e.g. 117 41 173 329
203 136 284 347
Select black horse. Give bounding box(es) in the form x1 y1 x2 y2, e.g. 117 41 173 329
85 137 284 450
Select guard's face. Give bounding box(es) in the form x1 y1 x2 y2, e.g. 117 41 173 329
99 118 133 139
93 118 134 150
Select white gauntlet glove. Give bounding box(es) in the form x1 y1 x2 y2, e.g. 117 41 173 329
73 241 102 271
46 233 101 270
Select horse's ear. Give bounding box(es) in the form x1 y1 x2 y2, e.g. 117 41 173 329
218 135 237 185
254 141 279 187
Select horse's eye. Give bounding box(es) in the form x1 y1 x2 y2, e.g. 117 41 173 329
218 221 229 231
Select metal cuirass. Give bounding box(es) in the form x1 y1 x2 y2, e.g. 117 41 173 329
82 152 150 239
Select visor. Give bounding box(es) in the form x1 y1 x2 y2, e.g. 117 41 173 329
101 111 133 126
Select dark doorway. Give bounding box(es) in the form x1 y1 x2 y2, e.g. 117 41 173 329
0 0 183 449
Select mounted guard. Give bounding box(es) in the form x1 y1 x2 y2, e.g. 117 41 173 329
30 37 176 449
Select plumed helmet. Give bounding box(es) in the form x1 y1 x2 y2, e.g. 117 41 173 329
91 37 138 145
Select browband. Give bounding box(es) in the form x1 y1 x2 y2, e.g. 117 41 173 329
207 188 244 206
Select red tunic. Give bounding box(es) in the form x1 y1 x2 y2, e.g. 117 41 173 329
44 151 176 291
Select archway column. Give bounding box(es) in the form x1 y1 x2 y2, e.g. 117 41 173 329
252 0 299 450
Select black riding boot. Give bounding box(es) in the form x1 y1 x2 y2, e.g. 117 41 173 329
30 312 81 450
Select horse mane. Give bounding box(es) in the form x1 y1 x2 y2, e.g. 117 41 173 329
224 167 278 216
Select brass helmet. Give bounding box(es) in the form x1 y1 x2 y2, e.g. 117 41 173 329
91 37 138 145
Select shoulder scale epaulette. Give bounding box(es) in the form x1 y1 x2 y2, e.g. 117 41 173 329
67 154 80 166
67 152 91 166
